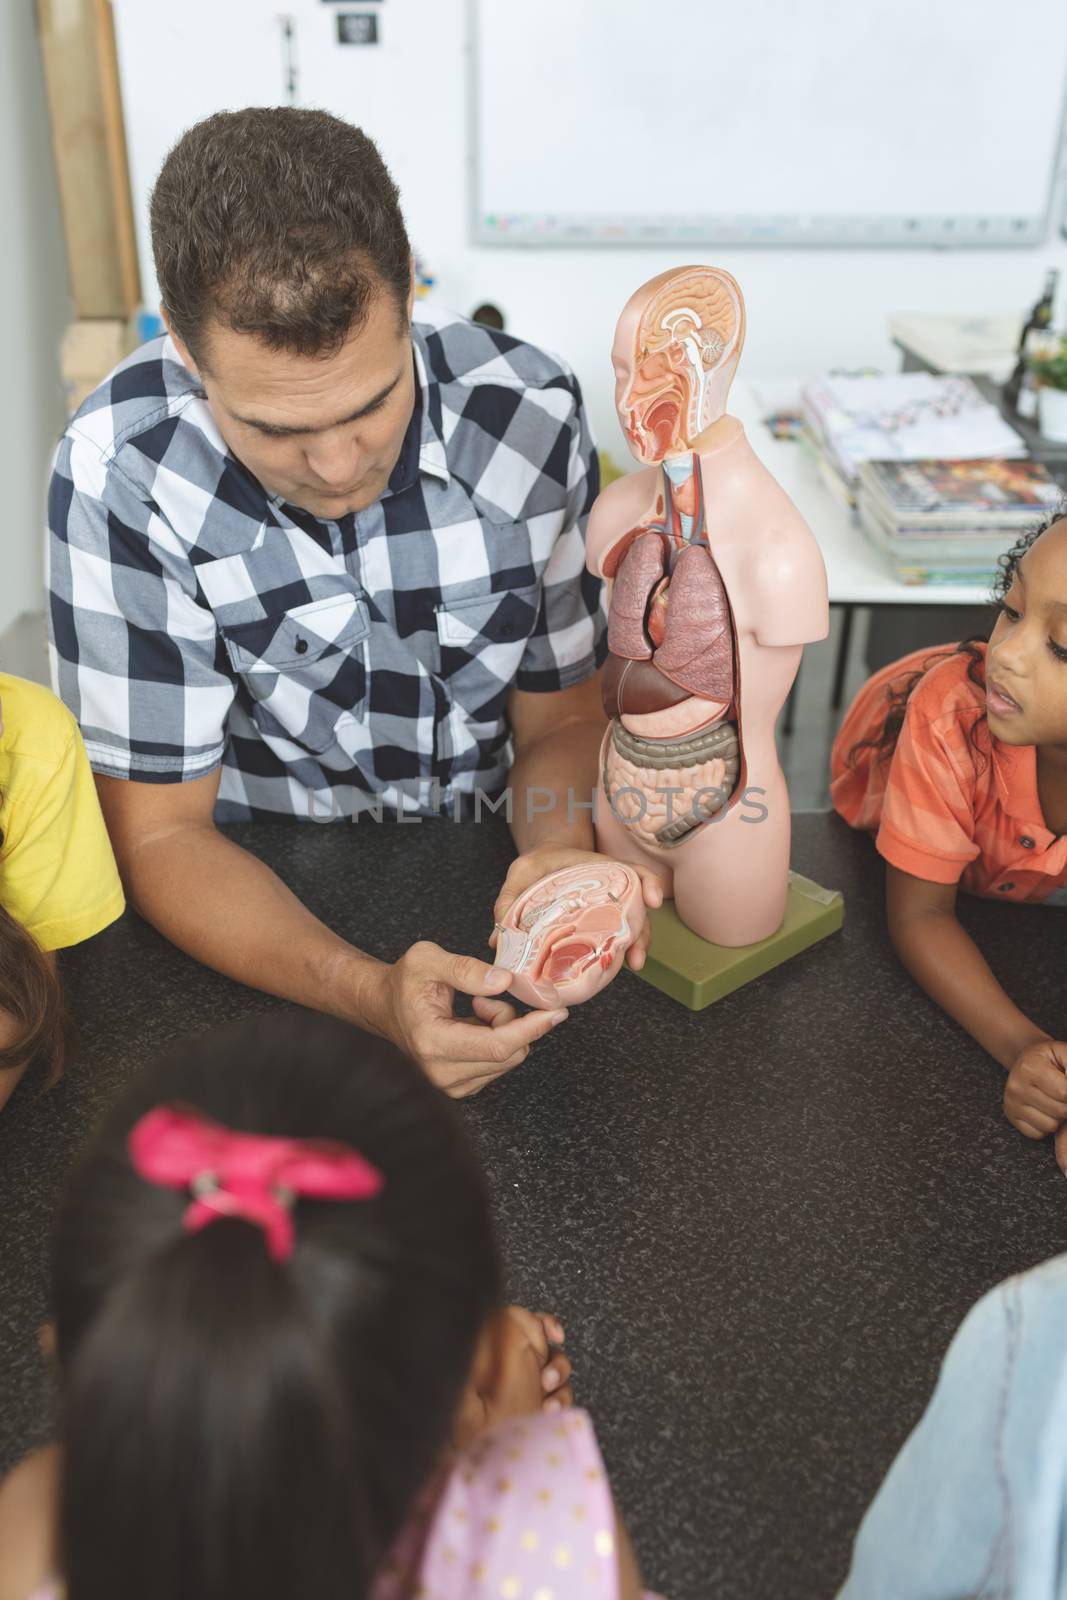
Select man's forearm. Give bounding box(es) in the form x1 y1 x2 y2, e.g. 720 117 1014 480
507 718 605 854
890 908 1048 1068
121 822 390 1031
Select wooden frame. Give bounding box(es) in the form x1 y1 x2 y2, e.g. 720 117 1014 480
36 0 141 318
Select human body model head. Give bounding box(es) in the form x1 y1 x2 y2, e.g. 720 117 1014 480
611 265 746 464
48 1013 501 1600
151 107 415 519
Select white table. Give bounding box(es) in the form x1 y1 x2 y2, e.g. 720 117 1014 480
732 379 1000 728
733 379 994 607
887 313 1021 385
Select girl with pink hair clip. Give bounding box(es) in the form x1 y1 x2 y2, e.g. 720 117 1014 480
0 1011 660 1599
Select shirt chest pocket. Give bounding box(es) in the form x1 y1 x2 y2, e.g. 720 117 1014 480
220 593 371 753
434 584 541 724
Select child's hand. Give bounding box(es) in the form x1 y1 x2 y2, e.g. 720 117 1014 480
509 1307 574 1412
452 1306 573 1449
1003 1040 1067 1140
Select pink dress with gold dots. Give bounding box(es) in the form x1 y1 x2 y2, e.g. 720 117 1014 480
374 1409 662 1600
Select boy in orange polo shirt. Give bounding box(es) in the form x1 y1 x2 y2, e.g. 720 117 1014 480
831 509 1067 1161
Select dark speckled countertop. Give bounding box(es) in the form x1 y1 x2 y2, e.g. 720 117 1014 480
2 812 1066 1600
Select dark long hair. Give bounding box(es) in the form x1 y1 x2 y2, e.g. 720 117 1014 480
0 809 70 1081
51 1012 501 1600
847 505 1067 769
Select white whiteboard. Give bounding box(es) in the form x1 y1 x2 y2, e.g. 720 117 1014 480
473 0 1067 247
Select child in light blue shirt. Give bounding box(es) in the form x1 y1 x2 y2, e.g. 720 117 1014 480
840 1252 1067 1598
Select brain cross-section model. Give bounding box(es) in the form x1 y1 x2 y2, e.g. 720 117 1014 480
619 268 743 460
493 863 646 1009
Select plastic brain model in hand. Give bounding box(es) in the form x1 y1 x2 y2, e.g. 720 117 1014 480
491 862 646 1009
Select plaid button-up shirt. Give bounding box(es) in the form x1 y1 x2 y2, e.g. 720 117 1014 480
47 303 608 821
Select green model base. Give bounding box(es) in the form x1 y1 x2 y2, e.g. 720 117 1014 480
632 871 844 1011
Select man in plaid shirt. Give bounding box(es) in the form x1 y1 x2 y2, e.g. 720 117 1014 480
48 108 660 1094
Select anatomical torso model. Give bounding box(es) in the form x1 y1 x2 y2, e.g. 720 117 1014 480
587 266 829 946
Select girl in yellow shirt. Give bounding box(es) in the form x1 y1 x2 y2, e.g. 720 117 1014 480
0 673 125 1113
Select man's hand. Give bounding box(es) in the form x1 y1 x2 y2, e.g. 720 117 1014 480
1003 1039 1067 1141
492 843 663 973
371 941 568 1098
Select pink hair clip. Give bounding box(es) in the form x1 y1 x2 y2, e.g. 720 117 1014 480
128 1104 384 1262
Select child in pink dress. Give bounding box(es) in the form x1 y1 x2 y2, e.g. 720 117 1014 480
0 1013 661 1599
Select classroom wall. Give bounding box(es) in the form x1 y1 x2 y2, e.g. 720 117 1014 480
2 7 1062 636
0 1 70 638
114 0 1067 458
394 3 1067 452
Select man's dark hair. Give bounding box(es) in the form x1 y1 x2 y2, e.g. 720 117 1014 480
150 107 412 365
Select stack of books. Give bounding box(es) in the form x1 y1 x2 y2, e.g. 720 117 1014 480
856 457 1064 585
800 373 1027 509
